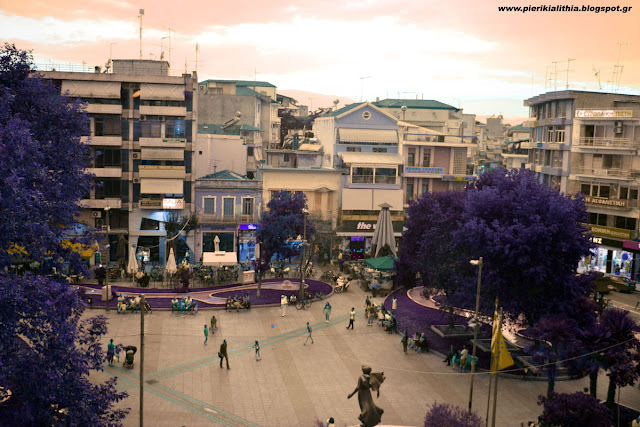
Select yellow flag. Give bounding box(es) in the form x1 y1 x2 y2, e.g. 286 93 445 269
490 307 514 373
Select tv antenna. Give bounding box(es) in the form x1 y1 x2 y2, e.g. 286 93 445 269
613 42 627 91
308 97 316 111
138 9 144 60
564 58 575 89
360 76 371 101
551 61 561 90
592 65 602 90
162 27 174 67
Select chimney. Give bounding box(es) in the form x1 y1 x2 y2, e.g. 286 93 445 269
94 66 101 73
376 97 379 102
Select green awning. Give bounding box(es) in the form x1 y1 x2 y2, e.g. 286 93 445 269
364 255 397 271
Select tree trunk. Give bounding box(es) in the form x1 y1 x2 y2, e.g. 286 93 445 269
257 271 262 297
448 306 455 330
606 376 617 407
589 371 598 398
546 362 556 399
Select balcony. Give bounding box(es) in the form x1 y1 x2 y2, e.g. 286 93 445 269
87 167 122 178
403 133 476 146
80 198 122 209
139 137 186 148
86 104 122 115
572 167 635 179
139 165 186 179
139 105 187 116
199 213 260 224
81 136 122 146
574 137 638 149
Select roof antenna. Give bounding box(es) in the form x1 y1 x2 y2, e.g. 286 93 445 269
592 65 602 90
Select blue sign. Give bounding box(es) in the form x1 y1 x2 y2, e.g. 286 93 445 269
239 224 260 230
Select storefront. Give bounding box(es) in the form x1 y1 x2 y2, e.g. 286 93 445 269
337 219 404 260
580 226 639 279
238 223 260 264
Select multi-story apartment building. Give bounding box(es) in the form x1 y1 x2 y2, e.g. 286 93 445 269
313 102 404 255
502 123 530 170
400 122 477 205
40 59 198 265
195 123 263 178
525 90 640 278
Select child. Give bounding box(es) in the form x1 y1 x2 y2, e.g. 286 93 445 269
253 340 261 361
115 345 122 363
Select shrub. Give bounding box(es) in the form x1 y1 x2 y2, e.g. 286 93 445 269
424 401 482 427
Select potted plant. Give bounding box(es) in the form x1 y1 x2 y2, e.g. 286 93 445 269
95 266 107 286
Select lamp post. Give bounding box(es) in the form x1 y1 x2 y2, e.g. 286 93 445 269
105 207 110 312
299 209 308 299
468 257 483 413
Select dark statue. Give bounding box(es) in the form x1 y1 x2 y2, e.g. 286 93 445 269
348 365 385 427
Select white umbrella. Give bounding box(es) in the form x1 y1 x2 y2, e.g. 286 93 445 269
371 203 397 258
127 246 137 275
165 247 177 275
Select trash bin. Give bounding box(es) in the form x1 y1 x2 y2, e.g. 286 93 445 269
242 270 255 284
101 286 113 301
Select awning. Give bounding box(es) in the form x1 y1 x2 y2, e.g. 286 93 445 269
140 178 183 194
61 81 121 98
338 128 398 144
141 148 184 161
364 255 397 271
202 251 238 266
140 83 185 100
339 152 403 165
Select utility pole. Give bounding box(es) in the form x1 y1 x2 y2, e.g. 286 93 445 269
140 295 145 427
105 206 110 312
468 257 483 413
565 58 575 89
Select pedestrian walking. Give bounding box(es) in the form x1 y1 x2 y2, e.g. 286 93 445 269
304 322 314 345
210 315 217 333
203 325 208 345
367 304 375 326
392 297 398 314
347 307 355 329
219 339 230 369
323 302 332 323
401 331 409 354
106 339 115 366
281 294 288 317
115 344 121 363
253 340 261 361
326 417 336 427
365 296 371 315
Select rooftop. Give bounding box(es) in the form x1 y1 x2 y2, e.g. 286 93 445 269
199 79 276 88
198 170 250 180
373 99 459 111
198 123 262 135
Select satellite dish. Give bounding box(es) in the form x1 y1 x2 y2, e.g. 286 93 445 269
333 99 339 105
401 105 407 112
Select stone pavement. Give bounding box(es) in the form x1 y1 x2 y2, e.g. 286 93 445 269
91 282 640 427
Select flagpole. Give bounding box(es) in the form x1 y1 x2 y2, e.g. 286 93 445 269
468 257 483 413
491 308 504 427
485 299 498 427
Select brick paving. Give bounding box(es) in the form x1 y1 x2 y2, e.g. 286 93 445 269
90 280 640 427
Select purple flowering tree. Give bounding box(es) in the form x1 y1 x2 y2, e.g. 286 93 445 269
396 190 470 329
423 401 482 427
254 191 315 296
456 169 594 327
538 392 611 427
0 44 127 424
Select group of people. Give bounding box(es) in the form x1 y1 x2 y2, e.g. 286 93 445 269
443 345 478 372
363 296 398 333
171 296 198 313
225 294 250 311
402 331 429 353
117 294 151 313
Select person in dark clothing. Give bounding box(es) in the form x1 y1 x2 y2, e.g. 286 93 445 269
443 345 454 366
401 331 409 354
219 339 229 369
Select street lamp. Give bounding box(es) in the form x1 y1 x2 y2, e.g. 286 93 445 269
468 257 483 413
299 209 309 299
105 207 110 312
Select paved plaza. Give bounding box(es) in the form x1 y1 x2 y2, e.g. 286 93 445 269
92 283 640 427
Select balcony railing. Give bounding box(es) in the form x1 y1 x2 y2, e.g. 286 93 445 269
374 176 397 184
575 137 638 148
572 167 633 178
199 213 260 224
351 175 373 184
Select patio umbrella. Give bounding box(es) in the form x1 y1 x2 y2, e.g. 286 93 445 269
165 247 177 275
368 281 381 290
116 234 127 270
370 203 397 258
127 246 137 276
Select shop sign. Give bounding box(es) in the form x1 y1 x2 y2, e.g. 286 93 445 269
589 225 632 239
342 220 404 232
140 199 163 208
575 109 634 119
239 224 260 230
163 138 186 143
403 167 444 175
584 196 627 207
623 240 640 251
590 236 603 244
442 175 478 182
162 199 184 209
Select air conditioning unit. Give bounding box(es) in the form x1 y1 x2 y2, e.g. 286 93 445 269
95 218 104 228
159 116 165 122
132 152 140 159
91 211 102 218
133 178 140 184
199 84 207 94
140 115 146 121
101 225 110 232
614 121 623 134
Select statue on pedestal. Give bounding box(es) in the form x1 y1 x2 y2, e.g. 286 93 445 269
347 365 385 427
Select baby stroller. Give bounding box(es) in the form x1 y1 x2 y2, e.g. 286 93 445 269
123 345 137 369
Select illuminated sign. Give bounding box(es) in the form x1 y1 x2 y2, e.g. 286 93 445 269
442 175 478 182
575 109 634 119
239 224 260 230
584 196 627 207
403 167 444 175
589 225 632 239
162 199 184 209
623 240 640 251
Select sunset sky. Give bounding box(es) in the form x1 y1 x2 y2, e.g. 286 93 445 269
1 0 638 120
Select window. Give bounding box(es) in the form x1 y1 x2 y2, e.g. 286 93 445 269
581 183 610 198
314 192 322 210
555 126 565 143
223 198 234 217
203 197 215 214
247 147 254 157
94 178 122 199
407 150 415 167
140 218 160 230
140 120 161 138
242 198 254 216
544 150 551 166
140 100 185 107
346 147 361 152
615 216 636 230
588 213 607 226
556 100 566 118
352 167 373 183
362 111 371 120
552 151 562 168
375 167 397 184
283 153 290 162
372 148 387 153
421 183 428 195
165 120 186 138
94 148 121 167
547 127 554 143
620 187 638 200
422 151 431 167
203 232 234 253
406 183 414 202
94 116 121 136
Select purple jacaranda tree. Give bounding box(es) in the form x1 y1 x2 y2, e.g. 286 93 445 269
578 322 612 399
423 401 482 427
254 191 315 297
599 308 640 407
456 169 594 327
538 392 611 427
0 44 128 424
395 190 471 329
